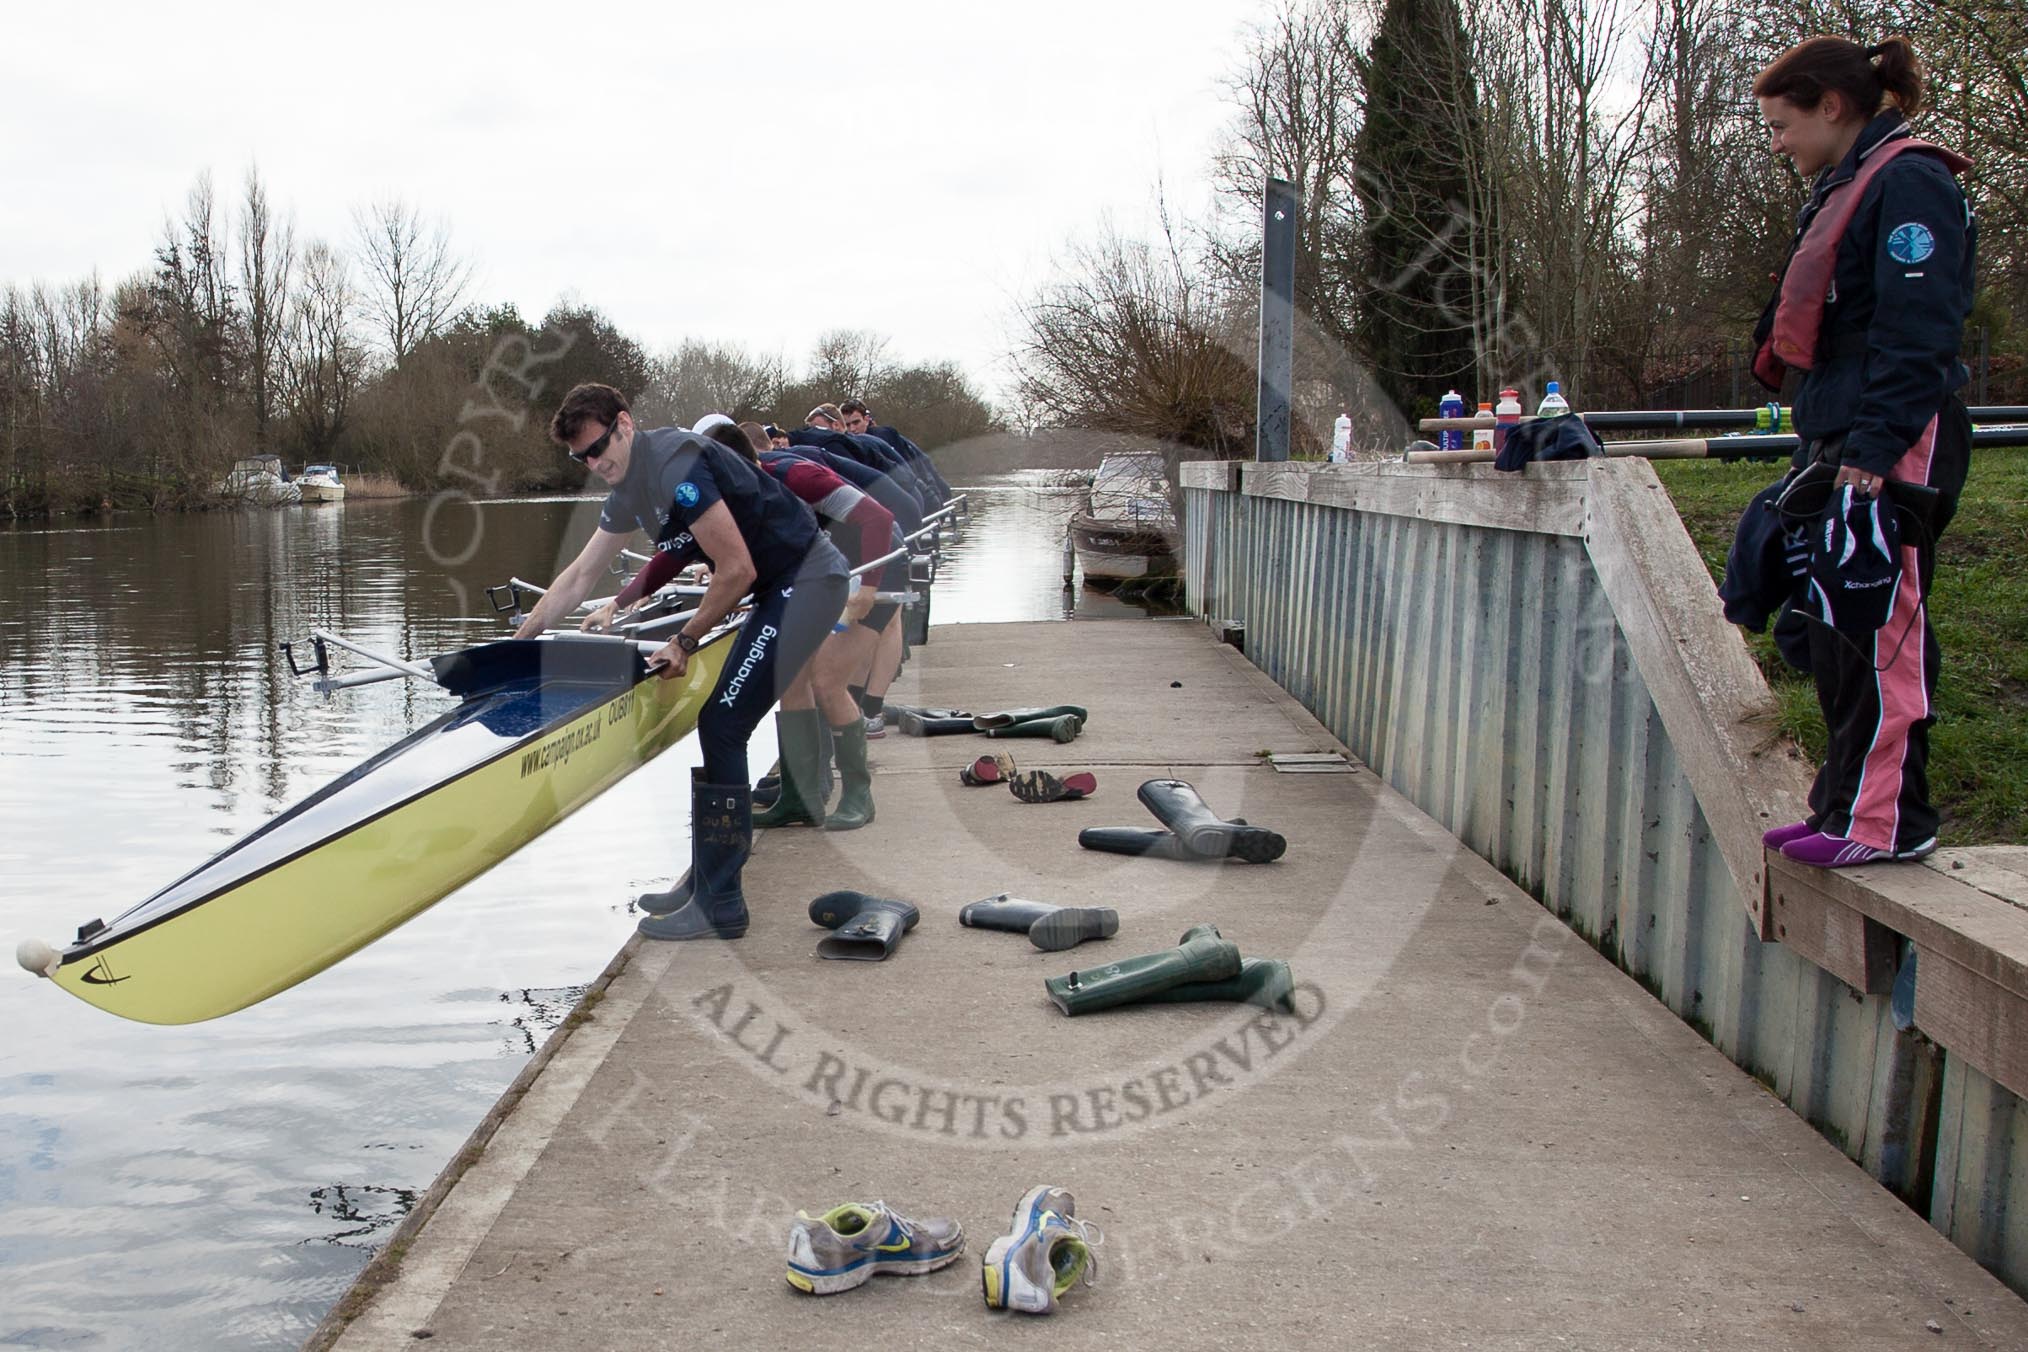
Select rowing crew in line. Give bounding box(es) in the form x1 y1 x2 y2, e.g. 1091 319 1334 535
514 381 954 942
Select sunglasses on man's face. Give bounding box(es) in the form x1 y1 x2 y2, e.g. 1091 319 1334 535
569 419 619 465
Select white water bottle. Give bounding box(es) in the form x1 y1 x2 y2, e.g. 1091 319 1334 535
1331 410 1352 462
1471 401 1494 453
1494 388 1522 450
1538 381 1571 418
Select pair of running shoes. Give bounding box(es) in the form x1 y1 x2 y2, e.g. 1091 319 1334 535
786 1184 1101 1315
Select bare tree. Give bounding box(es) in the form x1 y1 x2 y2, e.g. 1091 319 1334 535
1209 0 1370 346
284 241 364 456
136 172 241 479
238 166 295 451
353 198 471 367
1480 0 1665 393
1013 217 1258 466
808 329 894 401
640 340 786 425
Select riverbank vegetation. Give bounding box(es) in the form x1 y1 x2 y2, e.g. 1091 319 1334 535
1657 451 2028 846
1 178 999 520
1012 1 2024 462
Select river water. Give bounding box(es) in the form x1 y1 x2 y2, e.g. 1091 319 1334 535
0 470 1153 1350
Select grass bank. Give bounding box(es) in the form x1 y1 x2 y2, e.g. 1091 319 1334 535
1654 449 2028 846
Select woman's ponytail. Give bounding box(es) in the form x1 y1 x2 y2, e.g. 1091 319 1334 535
1755 34 1927 122
1869 35 1926 117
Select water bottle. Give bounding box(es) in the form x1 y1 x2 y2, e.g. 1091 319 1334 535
1438 389 1466 451
1330 410 1352 463
1537 381 1571 418
1494 388 1522 450
1471 402 1495 454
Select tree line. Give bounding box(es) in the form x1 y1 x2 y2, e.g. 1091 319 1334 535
1014 0 2025 458
0 172 1001 518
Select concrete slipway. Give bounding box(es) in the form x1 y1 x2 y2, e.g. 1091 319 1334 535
311 620 2028 1350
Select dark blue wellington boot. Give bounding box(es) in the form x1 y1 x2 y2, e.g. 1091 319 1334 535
639 772 751 940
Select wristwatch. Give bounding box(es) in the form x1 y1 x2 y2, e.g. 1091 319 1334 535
675 633 700 654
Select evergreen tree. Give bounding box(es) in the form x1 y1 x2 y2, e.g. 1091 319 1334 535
1354 0 1480 416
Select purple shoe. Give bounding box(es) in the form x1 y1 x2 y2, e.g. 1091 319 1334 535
1762 820 1815 850
1779 831 1937 868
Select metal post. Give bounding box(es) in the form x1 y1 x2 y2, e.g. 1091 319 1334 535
1257 176 1297 462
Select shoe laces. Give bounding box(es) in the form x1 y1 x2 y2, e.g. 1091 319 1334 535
1057 1215 1104 1288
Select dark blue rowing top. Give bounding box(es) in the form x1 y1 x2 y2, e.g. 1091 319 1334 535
600 426 843 589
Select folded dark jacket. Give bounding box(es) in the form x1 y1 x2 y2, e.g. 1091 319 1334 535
1493 417 1603 471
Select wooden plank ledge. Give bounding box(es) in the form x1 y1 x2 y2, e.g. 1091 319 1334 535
1928 847 2028 915
1581 459 1812 935
1236 459 1589 536
1768 850 2028 1099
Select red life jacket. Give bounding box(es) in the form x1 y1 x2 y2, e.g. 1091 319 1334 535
1752 135 1972 390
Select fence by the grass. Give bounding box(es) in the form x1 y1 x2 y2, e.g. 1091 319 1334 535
1580 327 2018 412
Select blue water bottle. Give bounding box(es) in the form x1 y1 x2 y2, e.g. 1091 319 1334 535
1438 389 1466 451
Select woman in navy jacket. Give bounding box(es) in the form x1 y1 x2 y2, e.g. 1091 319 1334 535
1750 34 1976 867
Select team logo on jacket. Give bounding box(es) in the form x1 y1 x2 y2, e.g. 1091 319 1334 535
1887 222 1935 264
675 482 701 508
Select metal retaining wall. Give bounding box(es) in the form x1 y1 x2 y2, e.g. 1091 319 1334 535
1182 459 2028 1294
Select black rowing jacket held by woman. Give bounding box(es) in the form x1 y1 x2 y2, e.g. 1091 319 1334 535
1752 110 1976 478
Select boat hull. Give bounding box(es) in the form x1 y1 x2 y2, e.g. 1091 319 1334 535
295 483 345 503
1070 514 1178 581
46 637 729 1025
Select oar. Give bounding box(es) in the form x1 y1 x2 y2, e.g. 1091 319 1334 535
1419 405 2028 434
1403 426 2028 465
277 628 446 695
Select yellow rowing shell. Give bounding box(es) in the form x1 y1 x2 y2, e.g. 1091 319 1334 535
35 636 729 1025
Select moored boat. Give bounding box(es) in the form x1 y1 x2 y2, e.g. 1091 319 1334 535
295 463 346 503
216 454 302 506
1068 451 1179 586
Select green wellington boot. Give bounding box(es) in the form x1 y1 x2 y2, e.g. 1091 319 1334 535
824 715 875 831
986 714 1083 743
754 708 827 828
973 705 1089 731
890 705 978 736
958 893 1118 952
1133 924 1294 1009
1136 779 1285 863
1144 958 1297 1011
1043 926 1241 1015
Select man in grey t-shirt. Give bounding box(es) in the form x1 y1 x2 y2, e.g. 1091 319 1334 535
515 383 849 941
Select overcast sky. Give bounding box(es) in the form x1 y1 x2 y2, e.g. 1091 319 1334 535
2 0 1272 405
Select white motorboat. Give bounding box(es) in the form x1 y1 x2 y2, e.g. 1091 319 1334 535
216 455 301 506
1068 452 1179 585
296 464 346 504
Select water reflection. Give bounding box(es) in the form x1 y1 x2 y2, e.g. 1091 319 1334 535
930 471 1180 622
0 470 1140 1349
305 1183 419 1248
